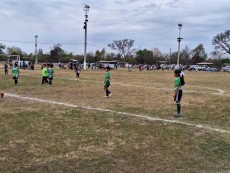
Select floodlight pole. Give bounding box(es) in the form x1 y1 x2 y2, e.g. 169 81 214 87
35 35 38 64
83 5 90 70
177 24 183 67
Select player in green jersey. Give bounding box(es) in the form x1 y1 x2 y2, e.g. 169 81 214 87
41 64 48 85
173 69 182 118
48 64 55 86
12 63 19 86
104 66 112 98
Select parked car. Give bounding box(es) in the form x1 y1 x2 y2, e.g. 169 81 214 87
223 66 230 72
189 65 199 71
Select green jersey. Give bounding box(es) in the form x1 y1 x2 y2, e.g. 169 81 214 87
49 68 55 78
42 68 47 77
174 77 182 90
12 67 19 77
104 71 110 85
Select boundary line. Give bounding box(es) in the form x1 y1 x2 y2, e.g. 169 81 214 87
4 93 230 134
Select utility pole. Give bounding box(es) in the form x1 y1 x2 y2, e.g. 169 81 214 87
169 48 171 65
177 24 183 68
35 35 38 64
83 5 90 70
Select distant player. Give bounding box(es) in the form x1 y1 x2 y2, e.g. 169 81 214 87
75 64 81 78
4 62 8 75
173 69 182 118
104 66 112 98
48 64 55 86
41 64 48 85
12 63 19 86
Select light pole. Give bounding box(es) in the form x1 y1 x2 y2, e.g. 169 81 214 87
177 24 183 67
35 35 38 64
83 5 90 70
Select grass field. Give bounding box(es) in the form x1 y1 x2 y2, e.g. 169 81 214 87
0 65 230 172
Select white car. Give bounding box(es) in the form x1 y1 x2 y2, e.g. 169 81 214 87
223 66 230 72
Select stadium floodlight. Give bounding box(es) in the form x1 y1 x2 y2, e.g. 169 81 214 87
83 4 90 70
177 24 183 67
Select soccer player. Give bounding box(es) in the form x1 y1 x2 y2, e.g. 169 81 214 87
104 66 112 98
75 65 81 78
41 64 48 85
173 69 182 118
48 64 55 86
12 63 19 86
4 62 8 75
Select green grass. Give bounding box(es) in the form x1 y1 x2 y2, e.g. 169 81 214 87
0 65 230 172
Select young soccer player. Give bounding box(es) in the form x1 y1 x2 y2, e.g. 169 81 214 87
12 63 19 86
4 62 8 75
173 69 183 118
75 65 81 78
48 64 55 86
41 64 48 85
104 66 112 98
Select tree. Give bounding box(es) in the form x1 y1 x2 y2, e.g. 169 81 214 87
105 52 118 61
191 44 207 64
38 49 43 56
49 44 65 62
212 30 230 55
135 49 146 64
135 49 154 64
169 52 178 64
0 43 6 54
108 39 136 59
86 52 95 63
7 46 24 56
180 46 191 65
152 48 162 62
95 48 106 62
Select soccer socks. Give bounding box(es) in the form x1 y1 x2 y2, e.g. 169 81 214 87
14 80 18 85
177 104 181 115
49 80 52 85
106 90 111 96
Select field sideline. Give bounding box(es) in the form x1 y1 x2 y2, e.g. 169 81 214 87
0 65 230 172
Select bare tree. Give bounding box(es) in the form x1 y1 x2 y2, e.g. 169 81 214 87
212 30 230 55
108 39 136 59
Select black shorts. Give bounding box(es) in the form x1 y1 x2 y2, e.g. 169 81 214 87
13 76 18 79
104 84 110 88
174 90 182 103
49 77 53 80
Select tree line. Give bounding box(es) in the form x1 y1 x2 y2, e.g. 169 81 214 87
0 29 230 67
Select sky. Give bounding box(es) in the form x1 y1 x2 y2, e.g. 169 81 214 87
0 0 229 56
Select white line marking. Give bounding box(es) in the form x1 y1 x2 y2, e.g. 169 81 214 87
186 85 226 95
5 93 230 134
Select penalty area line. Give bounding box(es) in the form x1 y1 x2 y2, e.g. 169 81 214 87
4 93 230 134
